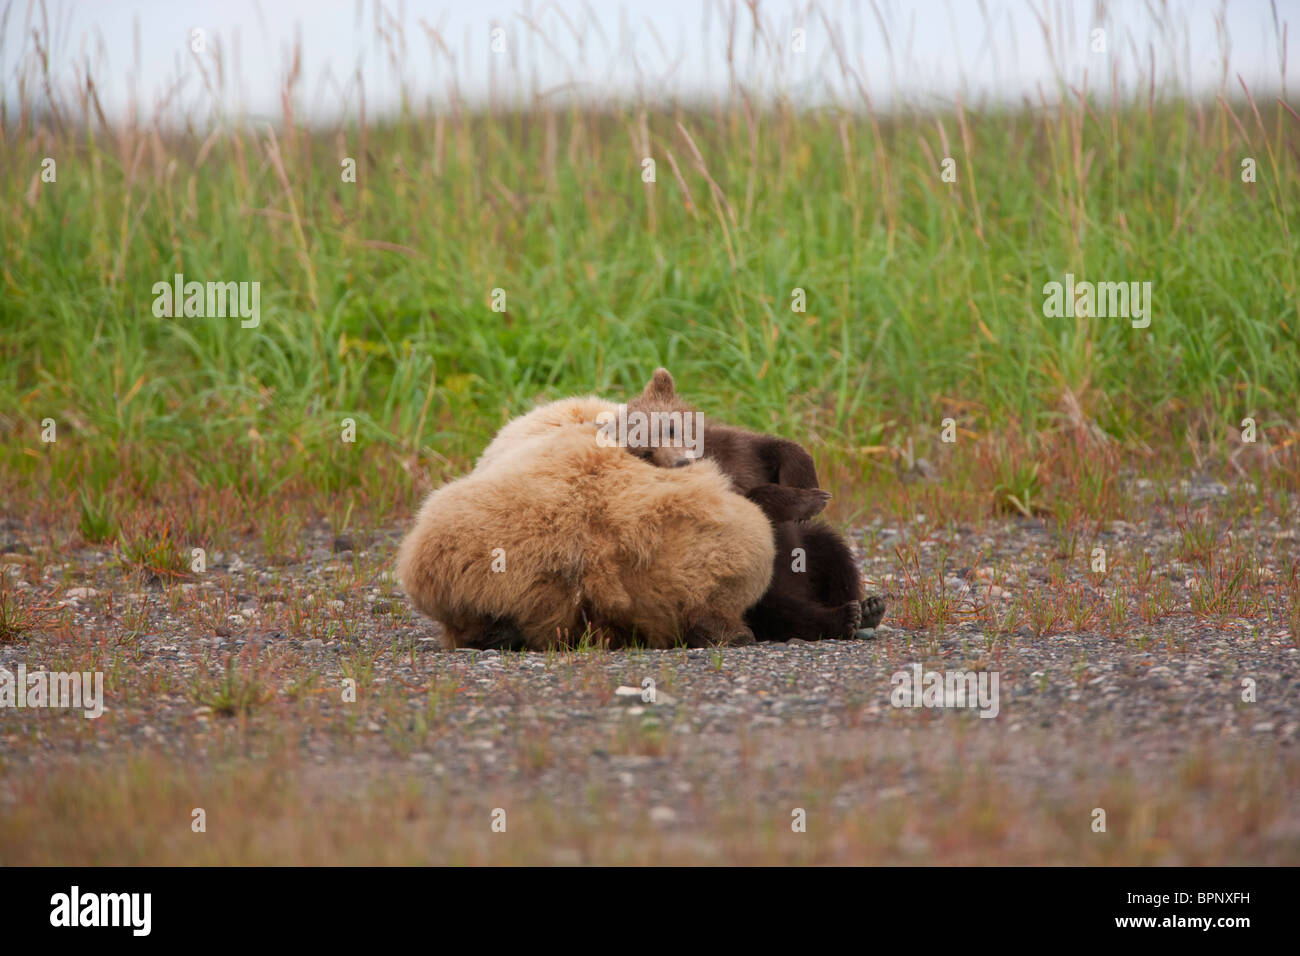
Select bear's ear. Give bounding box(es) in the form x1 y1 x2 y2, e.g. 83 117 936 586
646 367 675 399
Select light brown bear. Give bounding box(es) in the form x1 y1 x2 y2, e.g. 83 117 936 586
396 396 776 650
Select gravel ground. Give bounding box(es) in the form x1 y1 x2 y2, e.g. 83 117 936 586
2 481 1298 863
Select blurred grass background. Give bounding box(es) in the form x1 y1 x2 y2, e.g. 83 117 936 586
1 2 1298 531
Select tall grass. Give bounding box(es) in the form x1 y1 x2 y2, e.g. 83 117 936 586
2 2 1298 521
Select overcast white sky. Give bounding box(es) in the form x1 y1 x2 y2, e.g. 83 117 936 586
1 1 1293 123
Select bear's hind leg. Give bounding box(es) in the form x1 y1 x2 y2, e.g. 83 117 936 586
799 523 864 606
682 610 756 648
859 594 887 630
745 589 861 642
456 616 529 651
799 523 886 633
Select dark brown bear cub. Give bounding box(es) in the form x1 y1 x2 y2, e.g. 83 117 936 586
625 368 885 640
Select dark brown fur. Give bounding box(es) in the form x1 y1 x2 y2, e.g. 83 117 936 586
626 368 885 640
625 369 832 524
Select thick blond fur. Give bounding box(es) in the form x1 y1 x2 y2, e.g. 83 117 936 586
396 397 775 649
474 394 615 471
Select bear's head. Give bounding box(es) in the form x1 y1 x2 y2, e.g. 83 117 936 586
623 367 706 469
